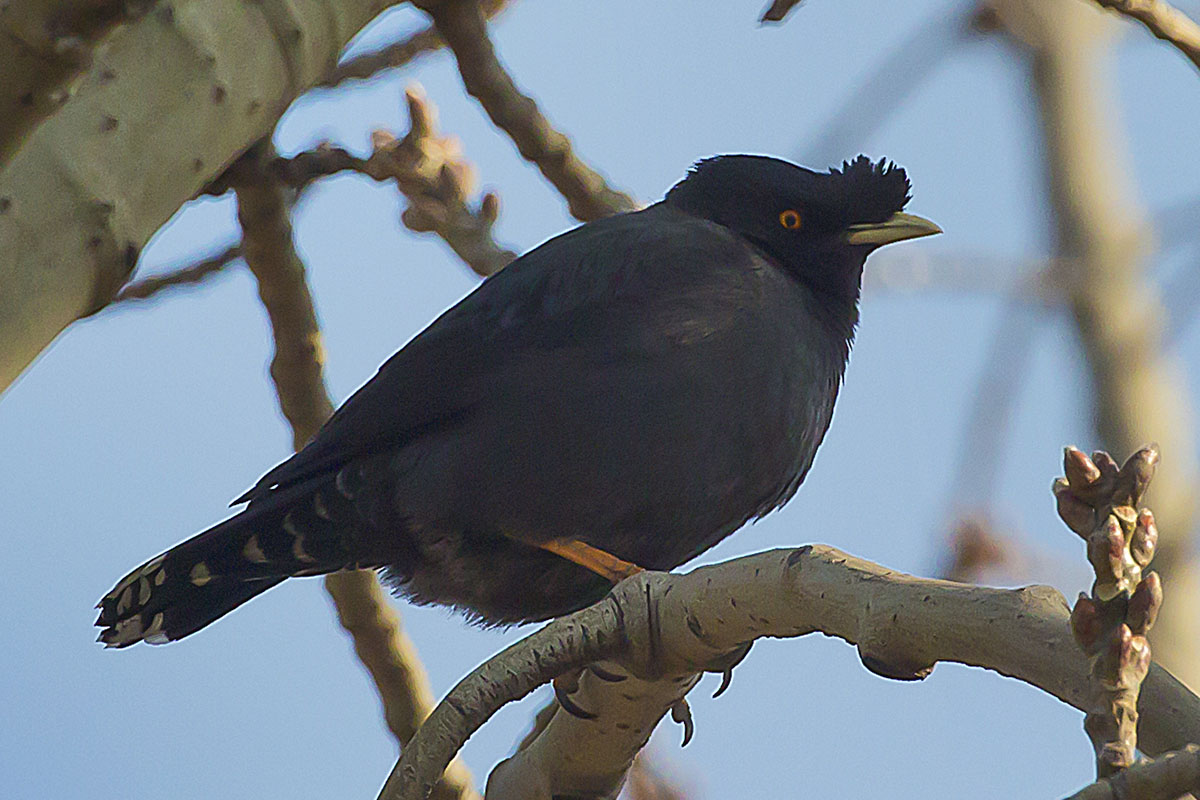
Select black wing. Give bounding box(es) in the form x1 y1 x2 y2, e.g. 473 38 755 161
235 205 757 505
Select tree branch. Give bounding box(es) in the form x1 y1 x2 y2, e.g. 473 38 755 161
416 0 637 221
0 0 150 168
1092 0 1200 72
1065 744 1200 800
0 0 405 395
109 243 242 305
320 0 511 88
228 145 478 800
990 0 1200 690
378 545 1200 800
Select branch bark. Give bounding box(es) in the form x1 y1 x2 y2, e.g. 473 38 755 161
416 0 637 221
1065 744 1200 800
0 0 150 168
229 146 478 800
379 546 1200 800
0 0 401 395
320 0 510 88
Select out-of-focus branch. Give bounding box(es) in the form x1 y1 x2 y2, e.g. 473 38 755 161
416 0 637 221
941 516 1017 583
759 0 804 23
109 244 242 305
798 3 968 167
625 754 690 800
379 544 1200 800
227 145 478 800
1065 743 1200 800
321 0 510 88
990 0 1200 691
1092 0 1200 72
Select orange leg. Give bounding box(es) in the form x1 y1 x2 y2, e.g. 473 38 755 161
539 538 645 584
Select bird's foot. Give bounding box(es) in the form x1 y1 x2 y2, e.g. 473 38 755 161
538 538 645 584
552 669 597 720
706 641 754 698
670 697 695 746
587 662 628 683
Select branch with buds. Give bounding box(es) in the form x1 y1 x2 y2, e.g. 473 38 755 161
1054 446 1163 776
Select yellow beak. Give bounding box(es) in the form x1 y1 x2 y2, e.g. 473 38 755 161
845 212 942 247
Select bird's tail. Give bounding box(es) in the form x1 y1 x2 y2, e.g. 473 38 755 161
96 479 367 647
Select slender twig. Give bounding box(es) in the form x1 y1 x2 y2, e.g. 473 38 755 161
110 244 242 305
227 144 478 800
321 0 511 88
1093 0 1200 72
416 0 637 221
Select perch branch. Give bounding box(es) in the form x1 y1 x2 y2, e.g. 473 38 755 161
379 545 1200 800
1092 0 1200 72
1065 743 1200 800
416 0 637 221
228 145 478 800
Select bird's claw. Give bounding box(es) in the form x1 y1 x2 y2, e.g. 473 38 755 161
587 663 628 683
670 698 695 746
706 641 753 698
552 670 597 720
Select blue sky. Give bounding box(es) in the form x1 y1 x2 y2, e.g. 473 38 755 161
3 1 1199 798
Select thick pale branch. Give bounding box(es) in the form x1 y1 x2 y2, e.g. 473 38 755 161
1093 0 1200 72
229 148 477 800
0 0 147 168
416 0 637 221
379 546 1200 800
0 0 404 395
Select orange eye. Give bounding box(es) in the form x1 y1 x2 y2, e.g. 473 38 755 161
779 209 802 230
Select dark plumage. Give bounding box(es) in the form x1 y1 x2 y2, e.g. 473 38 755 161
96 154 939 646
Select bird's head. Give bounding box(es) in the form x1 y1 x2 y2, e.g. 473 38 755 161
664 154 940 304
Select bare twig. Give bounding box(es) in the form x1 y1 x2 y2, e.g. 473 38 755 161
379 545 1200 800
1092 0 1200 72
321 0 510 88
1065 744 1200 800
1055 446 1164 776
416 0 637 221
110 244 242 305
214 88 514 278
759 0 804 23
228 144 478 800
369 86 517 276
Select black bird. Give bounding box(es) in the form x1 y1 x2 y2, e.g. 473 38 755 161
97 154 939 647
